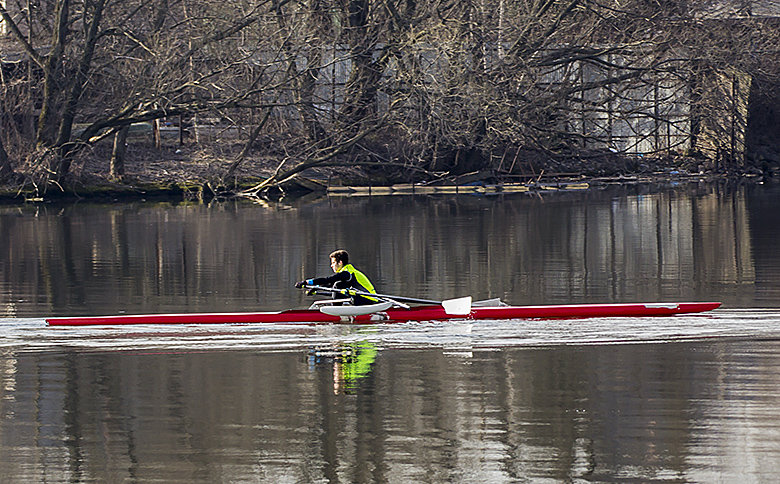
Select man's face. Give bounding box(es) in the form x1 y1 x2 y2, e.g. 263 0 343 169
330 257 344 273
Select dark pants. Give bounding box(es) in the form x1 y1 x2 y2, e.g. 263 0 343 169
333 281 374 306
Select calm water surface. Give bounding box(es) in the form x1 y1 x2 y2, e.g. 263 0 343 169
2 180 780 482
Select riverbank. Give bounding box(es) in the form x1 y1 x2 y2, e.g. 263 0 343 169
0 140 768 203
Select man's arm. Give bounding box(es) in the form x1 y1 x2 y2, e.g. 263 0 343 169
307 271 351 287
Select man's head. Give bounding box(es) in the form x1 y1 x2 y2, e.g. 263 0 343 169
329 249 349 272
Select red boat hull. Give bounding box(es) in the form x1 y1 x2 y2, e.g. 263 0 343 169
46 302 721 326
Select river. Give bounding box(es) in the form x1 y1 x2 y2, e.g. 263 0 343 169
1 180 780 482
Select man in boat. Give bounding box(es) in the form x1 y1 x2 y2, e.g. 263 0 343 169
296 249 378 305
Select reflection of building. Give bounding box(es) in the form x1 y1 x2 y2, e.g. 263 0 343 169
586 188 755 299
615 188 755 288
478 186 757 303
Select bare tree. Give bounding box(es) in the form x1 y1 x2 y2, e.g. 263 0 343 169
2 0 779 194
379 0 780 176
2 0 301 188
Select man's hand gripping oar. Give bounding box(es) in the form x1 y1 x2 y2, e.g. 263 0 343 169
297 283 472 315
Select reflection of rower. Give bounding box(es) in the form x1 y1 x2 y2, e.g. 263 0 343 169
310 341 378 395
333 342 378 394
296 250 378 305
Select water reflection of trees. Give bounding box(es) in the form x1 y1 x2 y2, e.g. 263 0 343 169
7 341 777 481
373 184 756 305
0 184 761 316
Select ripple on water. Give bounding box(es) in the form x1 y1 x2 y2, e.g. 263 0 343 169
1 309 780 353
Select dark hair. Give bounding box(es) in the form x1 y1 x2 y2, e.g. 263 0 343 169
329 249 349 264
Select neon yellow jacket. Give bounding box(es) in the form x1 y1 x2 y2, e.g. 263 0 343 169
309 264 377 303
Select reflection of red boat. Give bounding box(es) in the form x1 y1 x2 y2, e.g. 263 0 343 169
46 301 722 326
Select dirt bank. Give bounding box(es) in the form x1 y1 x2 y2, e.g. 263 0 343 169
0 140 768 203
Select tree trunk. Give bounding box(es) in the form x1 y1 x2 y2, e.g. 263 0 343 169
225 107 273 180
273 0 329 143
339 0 382 127
36 0 71 148
340 50 382 125
298 49 329 142
110 126 129 180
0 134 12 180
54 0 107 178
153 117 161 149
689 60 702 154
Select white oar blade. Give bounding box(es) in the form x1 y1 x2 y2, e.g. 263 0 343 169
442 296 472 315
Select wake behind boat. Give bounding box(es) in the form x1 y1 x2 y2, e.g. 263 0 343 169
46 299 722 326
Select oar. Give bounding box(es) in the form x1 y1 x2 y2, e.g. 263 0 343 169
300 284 472 315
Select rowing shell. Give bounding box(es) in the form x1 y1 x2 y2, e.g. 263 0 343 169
45 301 721 326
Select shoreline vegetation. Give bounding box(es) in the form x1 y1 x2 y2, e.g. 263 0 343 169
2 2 779 203
0 125 772 204
0 136 764 204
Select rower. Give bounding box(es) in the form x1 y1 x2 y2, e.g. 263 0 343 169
296 249 378 305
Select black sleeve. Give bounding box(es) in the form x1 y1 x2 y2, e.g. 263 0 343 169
311 271 351 286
